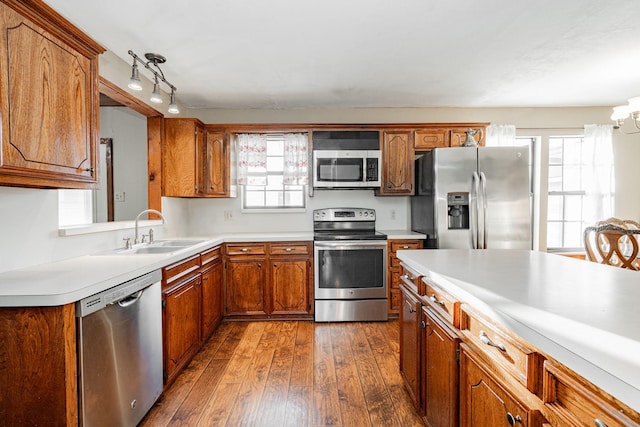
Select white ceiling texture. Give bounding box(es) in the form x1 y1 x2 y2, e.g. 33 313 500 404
45 0 640 110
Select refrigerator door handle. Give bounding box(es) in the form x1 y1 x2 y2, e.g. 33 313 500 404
479 172 488 249
471 172 480 249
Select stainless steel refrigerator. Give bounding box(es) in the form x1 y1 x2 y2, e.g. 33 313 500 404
411 147 531 249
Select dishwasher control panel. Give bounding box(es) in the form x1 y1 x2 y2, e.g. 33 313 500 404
76 270 161 317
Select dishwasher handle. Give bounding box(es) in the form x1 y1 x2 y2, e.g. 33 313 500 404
117 290 144 307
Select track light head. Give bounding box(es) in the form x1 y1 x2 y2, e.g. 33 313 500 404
127 62 142 91
168 90 179 114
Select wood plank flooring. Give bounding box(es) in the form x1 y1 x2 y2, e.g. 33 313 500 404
140 320 424 427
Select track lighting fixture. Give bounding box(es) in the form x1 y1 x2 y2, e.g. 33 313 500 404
127 50 179 114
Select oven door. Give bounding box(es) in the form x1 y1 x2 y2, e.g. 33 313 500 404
314 240 387 299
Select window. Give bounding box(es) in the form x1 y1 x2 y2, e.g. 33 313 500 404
546 135 614 251
58 189 94 226
242 133 306 210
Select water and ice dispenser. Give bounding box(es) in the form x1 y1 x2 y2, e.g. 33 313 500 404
447 192 469 229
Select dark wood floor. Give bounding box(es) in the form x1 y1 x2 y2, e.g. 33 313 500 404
140 320 424 427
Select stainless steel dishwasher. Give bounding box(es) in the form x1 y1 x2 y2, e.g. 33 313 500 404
76 270 163 427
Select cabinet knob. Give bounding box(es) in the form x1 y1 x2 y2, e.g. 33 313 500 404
506 412 522 426
85 167 94 174
401 245 410 249
257 263 261 268
421 320 427 329
241 248 251 252
594 419 608 427
285 247 294 252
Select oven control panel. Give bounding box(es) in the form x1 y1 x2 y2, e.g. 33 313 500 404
313 208 376 221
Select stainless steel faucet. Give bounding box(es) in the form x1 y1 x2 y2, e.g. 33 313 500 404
134 209 166 244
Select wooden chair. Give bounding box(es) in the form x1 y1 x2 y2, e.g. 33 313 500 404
584 223 640 270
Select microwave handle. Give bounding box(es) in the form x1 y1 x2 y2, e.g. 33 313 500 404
308 145 314 198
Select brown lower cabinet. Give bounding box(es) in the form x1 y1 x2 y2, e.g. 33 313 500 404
162 245 223 384
459 343 534 426
224 241 313 318
399 276 640 427
422 306 459 427
400 283 421 408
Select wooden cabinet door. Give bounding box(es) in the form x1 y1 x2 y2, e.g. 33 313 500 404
270 259 310 315
203 130 228 196
201 259 223 340
459 343 531 427
0 2 103 189
415 129 451 150
451 127 486 147
378 130 414 195
162 274 202 384
400 284 421 408
423 307 460 427
225 258 267 316
163 118 199 196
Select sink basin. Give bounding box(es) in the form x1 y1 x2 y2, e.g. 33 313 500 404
112 246 180 255
152 239 206 247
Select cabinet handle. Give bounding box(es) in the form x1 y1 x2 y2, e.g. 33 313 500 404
594 420 608 427
401 245 410 249
430 294 445 306
405 300 416 313
257 263 261 268
506 412 522 426
85 167 95 174
285 247 294 252
241 248 251 252
479 331 506 352
421 320 427 329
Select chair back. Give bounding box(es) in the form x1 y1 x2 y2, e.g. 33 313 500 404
584 224 640 270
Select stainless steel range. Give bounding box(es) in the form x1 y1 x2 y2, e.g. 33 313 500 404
313 208 388 322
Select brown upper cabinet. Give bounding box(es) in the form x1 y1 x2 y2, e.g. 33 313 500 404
414 126 486 150
377 130 415 196
0 1 104 189
162 118 236 197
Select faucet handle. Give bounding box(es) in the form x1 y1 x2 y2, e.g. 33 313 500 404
148 228 154 244
123 237 132 249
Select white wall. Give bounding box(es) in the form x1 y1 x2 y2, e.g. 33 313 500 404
99 106 148 221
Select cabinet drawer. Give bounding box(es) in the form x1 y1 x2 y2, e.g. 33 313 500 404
543 361 640 427
390 240 423 253
269 242 311 256
460 304 543 394
414 129 450 150
390 240 422 267
163 254 201 287
200 245 222 267
423 279 460 328
225 243 267 256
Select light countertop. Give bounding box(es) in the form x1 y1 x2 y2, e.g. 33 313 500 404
0 230 421 307
396 249 640 412
379 229 426 240
0 232 313 307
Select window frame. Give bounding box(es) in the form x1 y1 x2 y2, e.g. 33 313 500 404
240 133 307 212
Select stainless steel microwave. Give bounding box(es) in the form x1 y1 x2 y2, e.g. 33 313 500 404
313 150 381 188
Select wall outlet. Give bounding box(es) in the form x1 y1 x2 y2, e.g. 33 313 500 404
224 210 233 221
390 209 396 220
114 192 125 202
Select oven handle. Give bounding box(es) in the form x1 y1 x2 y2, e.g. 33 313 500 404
314 240 388 250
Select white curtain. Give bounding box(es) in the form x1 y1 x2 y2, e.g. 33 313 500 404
583 124 615 224
283 133 309 185
486 124 518 146
236 133 268 185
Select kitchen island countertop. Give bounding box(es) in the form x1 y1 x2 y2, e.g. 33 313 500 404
396 248 640 412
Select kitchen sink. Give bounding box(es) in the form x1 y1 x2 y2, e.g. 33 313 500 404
94 239 207 256
152 239 206 247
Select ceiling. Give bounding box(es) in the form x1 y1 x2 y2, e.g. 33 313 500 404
46 0 640 110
